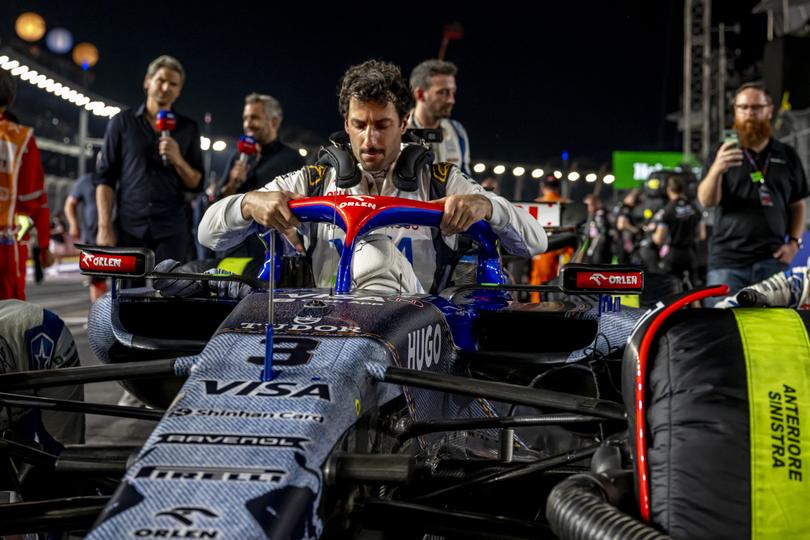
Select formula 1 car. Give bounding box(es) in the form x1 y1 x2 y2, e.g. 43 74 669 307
1 195 804 540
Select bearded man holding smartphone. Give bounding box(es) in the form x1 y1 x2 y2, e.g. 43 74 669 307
698 82 809 303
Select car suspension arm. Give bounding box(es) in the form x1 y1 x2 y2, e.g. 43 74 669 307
383 367 625 420
0 359 176 390
0 495 109 535
409 443 600 502
394 413 603 442
361 499 550 540
0 392 163 421
0 439 132 475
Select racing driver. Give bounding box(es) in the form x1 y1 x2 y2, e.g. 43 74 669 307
199 60 547 293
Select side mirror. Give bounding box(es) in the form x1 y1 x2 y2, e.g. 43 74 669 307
559 263 644 295
76 244 155 279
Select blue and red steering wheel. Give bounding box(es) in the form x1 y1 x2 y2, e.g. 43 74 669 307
260 195 504 293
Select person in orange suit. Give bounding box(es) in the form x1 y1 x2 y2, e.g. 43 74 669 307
0 71 52 300
529 175 572 301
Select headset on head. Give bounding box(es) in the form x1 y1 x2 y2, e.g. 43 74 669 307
316 131 435 192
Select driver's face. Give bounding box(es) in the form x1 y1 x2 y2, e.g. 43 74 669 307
345 97 407 172
422 74 456 119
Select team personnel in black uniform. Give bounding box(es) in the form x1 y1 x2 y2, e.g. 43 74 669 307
698 82 808 302
653 176 705 284
584 194 612 264
613 188 641 264
95 55 204 262
215 93 304 259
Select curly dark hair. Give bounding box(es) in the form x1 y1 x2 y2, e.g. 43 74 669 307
338 60 414 120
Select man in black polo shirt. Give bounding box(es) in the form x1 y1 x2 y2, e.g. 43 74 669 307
699 82 809 304
95 55 203 262
653 176 705 285
215 93 303 259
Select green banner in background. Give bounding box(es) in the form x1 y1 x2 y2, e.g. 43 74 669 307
611 151 698 189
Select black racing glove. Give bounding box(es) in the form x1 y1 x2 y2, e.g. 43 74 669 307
153 259 205 298
153 259 252 299
206 269 253 299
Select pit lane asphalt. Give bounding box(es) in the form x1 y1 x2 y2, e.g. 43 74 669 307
24 271 155 445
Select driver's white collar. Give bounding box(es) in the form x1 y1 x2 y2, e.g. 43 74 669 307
357 156 397 191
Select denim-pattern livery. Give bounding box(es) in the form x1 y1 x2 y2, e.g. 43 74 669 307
88 330 397 539
86 290 501 539
86 293 116 365
566 305 645 363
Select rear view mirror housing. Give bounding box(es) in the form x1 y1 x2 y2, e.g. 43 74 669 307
560 264 644 295
76 244 155 279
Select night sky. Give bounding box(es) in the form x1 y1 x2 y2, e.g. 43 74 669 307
3 1 767 166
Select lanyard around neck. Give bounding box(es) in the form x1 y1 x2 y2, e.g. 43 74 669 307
743 148 770 179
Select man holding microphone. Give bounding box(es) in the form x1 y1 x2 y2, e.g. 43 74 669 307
215 93 304 259
218 93 303 198
95 55 203 262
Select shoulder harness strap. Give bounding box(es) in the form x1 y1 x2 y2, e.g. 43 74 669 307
428 162 454 199
428 162 472 293
304 164 330 197
301 164 331 268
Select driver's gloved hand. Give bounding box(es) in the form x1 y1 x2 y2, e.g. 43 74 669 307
153 259 205 298
153 259 253 299
203 268 253 299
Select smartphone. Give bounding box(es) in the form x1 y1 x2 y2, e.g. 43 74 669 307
722 129 739 148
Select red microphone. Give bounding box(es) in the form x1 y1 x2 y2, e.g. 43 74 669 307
237 135 258 165
156 110 176 167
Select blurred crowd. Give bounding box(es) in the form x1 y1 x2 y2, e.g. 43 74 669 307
480 169 707 295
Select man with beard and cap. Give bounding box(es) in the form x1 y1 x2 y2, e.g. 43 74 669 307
698 82 809 303
407 59 471 175
198 60 547 294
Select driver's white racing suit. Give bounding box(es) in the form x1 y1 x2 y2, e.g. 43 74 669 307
0 299 84 445
715 266 810 309
199 154 548 293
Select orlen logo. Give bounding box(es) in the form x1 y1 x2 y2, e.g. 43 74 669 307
80 252 136 273
338 195 377 210
576 271 642 289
